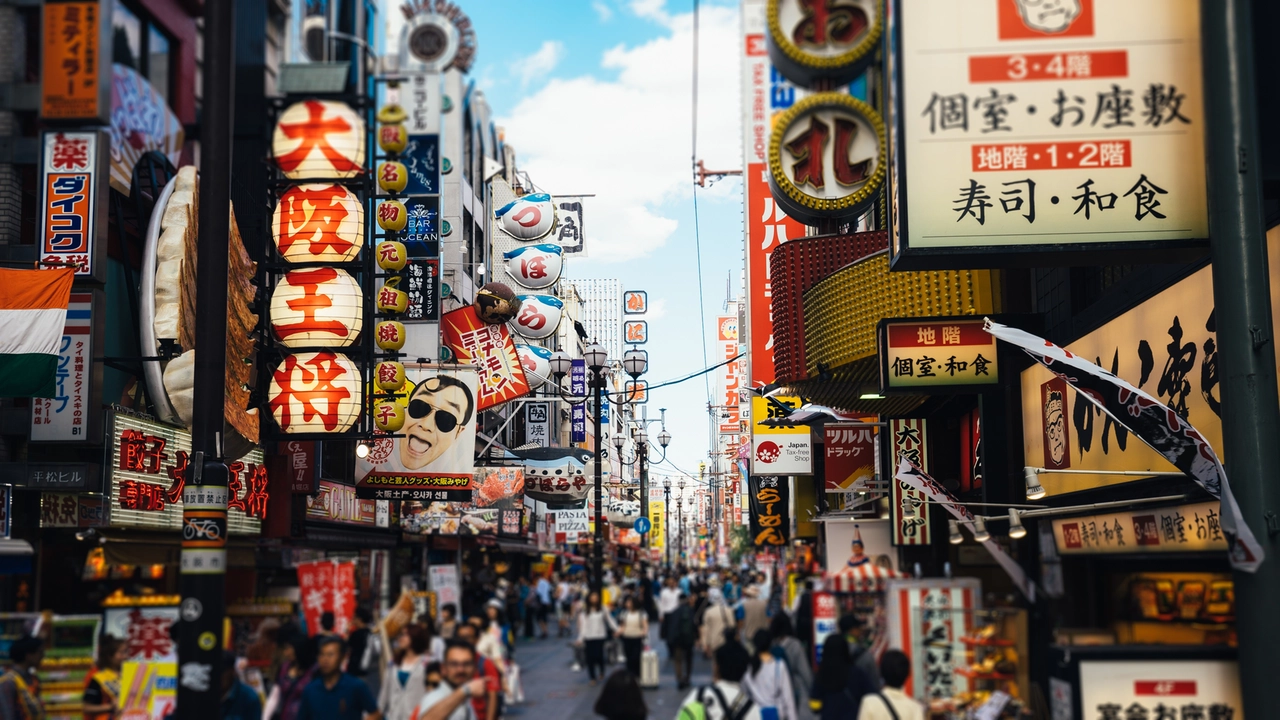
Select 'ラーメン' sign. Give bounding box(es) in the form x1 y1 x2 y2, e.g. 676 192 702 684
889 0 1208 267
106 411 265 534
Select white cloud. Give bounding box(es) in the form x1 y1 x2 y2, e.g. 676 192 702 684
497 4 742 262
512 40 566 89
646 298 668 320
592 0 614 22
629 0 672 25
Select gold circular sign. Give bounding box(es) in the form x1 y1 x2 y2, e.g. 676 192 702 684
198 631 217 651
767 92 886 225
766 0 883 88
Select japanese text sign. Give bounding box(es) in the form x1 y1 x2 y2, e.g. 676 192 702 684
623 290 647 314
39 493 104 528
889 418 930 545
571 359 587 443
405 258 440 322
39 131 106 280
440 306 531 411
107 412 266 535
305 480 381 526
284 441 318 494
717 316 743 434
41 1 109 123
890 0 1208 267
31 292 99 442
296 560 357 637
624 320 648 345
824 423 876 492
751 395 812 475
880 318 999 391
749 475 790 546
1052 500 1227 555
1079 660 1240 720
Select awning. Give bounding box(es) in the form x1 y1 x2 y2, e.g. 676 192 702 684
494 539 541 555
99 532 260 567
829 563 909 593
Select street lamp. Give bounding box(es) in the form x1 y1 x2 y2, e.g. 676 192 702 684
663 478 673 571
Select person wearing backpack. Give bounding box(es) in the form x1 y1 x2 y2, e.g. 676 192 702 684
677 638 762 720
809 635 875 719
742 630 797 720
856 651 923 720
667 592 699 690
767 614 813 720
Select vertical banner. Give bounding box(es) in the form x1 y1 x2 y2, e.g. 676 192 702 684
41 1 110 123
812 592 838 664
748 475 790 547
332 561 356 636
570 359 586 443
31 291 98 442
39 130 107 280
742 0 809 387
296 560 335 635
285 441 318 494
824 423 877 492
890 419 931 545
648 487 665 549
524 402 550 447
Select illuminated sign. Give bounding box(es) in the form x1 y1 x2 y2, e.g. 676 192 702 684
879 317 999 391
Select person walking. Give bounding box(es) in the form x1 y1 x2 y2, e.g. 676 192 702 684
618 596 649 678
0 635 44 720
410 642 486 720
738 588 770 652
742 630 796 720
857 651 923 720
296 637 381 720
657 577 681 644
792 582 815 658
769 614 814 720
82 636 125 720
593 670 647 720
379 625 432 720
534 575 553 639
808 635 875 720
666 593 698 691
839 616 881 692
452 626 501 720
577 592 618 685
264 634 318 720
222 651 264 720
675 639 761 720
698 593 737 659
438 605 459 642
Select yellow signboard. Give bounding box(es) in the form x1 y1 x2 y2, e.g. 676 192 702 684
1021 226 1280 496
1052 501 1228 556
648 499 664 549
750 396 811 474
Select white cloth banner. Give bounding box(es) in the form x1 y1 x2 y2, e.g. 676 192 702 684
984 318 1263 573
894 458 1036 602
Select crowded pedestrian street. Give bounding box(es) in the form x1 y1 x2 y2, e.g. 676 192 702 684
1 0 1279 718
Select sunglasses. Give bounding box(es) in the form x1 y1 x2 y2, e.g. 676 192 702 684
408 399 459 433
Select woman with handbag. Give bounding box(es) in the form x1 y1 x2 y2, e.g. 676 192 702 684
577 592 618 685
743 630 797 720
618 596 649 678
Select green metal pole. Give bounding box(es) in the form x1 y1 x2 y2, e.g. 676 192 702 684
1201 1 1280 716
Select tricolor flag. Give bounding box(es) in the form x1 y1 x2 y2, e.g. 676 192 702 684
0 268 75 398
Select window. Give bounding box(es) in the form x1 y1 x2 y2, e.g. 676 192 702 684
111 2 173 100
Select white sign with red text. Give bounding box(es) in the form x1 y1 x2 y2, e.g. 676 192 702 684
1079 660 1240 720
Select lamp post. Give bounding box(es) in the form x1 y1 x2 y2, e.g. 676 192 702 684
622 349 649 553
663 479 672 571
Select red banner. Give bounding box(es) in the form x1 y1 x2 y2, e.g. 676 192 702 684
441 306 531 410
296 560 357 636
746 163 807 386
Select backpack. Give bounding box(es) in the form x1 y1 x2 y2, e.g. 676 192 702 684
678 684 755 720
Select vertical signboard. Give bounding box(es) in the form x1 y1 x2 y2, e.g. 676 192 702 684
648 487 664 550
39 131 107 281
31 291 100 442
404 258 440 321
889 418 930 545
751 396 811 475
824 423 876 492
742 0 810 387
570 359 586 444
716 316 742 434
554 198 587 255
41 1 110 123
891 0 1208 267
285 441 318 494
524 402 550 447
748 475 789 547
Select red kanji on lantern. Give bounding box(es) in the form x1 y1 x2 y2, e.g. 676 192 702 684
275 100 359 174
50 133 90 170
377 324 402 344
378 244 401 264
380 164 402 184
375 404 398 426
378 203 403 224
377 364 400 384
268 352 354 431
377 286 401 308
274 267 351 341
276 184 357 257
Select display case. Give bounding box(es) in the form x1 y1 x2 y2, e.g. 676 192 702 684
910 606 1030 719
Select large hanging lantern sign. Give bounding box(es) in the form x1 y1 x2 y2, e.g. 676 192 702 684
375 361 406 391
766 0 883 88
516 344 553 390
375 321 406 351
373 401 406 432
377 161 409 193
267 352 362 433
503 244 564 290
510 295 563 340
377 278 409 314
270 268 363 347
767 92 886 226
273 184 364 263
494 193 557 241
272 100 366 179
376 241 408 272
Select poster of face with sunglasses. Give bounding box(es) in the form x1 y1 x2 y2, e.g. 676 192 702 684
357 367 479 487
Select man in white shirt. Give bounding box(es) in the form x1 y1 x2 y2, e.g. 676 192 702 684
658 577 682 633
414 641 486 720
677 639 762 720
857 650 925 720
534 576 552 639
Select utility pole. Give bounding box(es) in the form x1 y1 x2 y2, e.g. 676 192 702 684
591 367 605 594
1201 1 1280 717
178 1 234 717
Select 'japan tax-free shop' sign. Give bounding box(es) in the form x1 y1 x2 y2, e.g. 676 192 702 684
890 0 1208 267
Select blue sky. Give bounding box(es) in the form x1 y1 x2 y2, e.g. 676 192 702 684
414 0 747 478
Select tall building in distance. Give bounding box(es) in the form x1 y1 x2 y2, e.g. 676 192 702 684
570 278 623 359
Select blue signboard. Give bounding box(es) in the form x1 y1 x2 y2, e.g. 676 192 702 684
634 517 651 535
571 359 586 444
402 134 440 195
403 196 440 257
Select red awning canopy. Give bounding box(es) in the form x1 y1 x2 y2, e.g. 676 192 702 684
829 563 909 593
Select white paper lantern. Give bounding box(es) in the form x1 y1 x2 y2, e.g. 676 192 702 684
503 243 563 289
267 352 362 433
272 100 366 179
270 267 363 347
510 295 563 340
516 344 552 390
494 193 557 241
273 183 364 262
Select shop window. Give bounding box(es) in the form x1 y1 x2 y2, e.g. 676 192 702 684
111 2 174 100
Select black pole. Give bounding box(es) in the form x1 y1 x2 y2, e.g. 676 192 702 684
592 370 605 594
178 1 234 716
639 442 648 551
664 488 671 570
1202 1 1280 716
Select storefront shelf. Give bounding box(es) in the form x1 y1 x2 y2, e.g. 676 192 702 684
955 667 1015 681
959 636 1015 647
